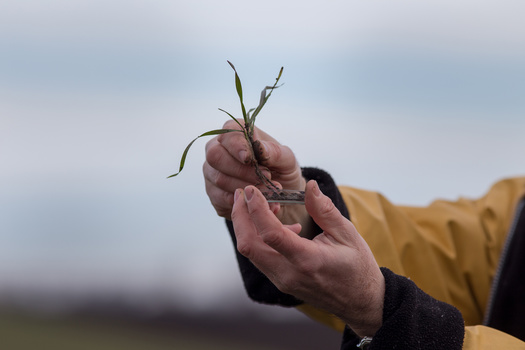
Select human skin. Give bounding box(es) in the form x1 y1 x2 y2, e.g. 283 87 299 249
203 120 385 337
231 181 385 338
203 120 314 237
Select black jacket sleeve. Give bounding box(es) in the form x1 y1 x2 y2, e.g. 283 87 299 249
225 167 349 306
341 268 465 350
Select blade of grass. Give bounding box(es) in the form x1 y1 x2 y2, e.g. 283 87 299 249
227 61 248 124
167 129 243 178
246 108 256 120
218 108 245 130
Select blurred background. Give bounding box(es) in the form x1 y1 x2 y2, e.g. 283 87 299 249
1 1 525 349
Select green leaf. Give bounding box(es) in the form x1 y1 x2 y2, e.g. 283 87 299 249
227 61 248 123
167 129 243 178
218 108 244 129
168 63 284 180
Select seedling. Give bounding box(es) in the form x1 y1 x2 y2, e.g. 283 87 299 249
168 61 305 204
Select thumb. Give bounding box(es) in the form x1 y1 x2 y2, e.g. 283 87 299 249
255 139 298 173
304 180 360 244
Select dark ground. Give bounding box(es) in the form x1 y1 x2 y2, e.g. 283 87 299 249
0 300 342 350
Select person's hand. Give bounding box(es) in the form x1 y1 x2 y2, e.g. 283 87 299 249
203 119 305 220
231 180 385 338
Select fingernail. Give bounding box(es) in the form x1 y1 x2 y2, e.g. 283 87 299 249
244 186 255 202
312 180 321 197
239 150 249 164
234 189 242 203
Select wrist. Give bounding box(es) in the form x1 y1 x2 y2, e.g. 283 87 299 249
343 269 385 338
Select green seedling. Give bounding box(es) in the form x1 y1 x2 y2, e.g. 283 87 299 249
168 61 283 193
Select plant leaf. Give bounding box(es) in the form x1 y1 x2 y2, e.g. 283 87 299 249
167 128 242 178
218 108 244 129
249 66 284 127
227 61 248 123
246 107 256 121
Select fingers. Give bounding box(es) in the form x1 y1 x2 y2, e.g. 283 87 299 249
236 186 309 265
233 185 385 336
204 179 234 218
304 180 360 245
204 136 267 191
204 134 272 219
255 138 296 172
217 119 282 166
217 120 252 164
219 120 300 182
232 188 283 271
205 137 263 185
204 119 303 220
231 188 259 256
216 121 282 168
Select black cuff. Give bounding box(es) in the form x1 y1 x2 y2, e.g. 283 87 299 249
225 166 349 306
341 268 464 349
302 167 350 222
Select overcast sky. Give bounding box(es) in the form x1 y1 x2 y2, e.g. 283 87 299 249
1 1 525 310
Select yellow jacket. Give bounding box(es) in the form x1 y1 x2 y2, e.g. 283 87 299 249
298 176 525 348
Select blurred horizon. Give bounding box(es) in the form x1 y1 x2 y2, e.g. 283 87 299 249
2 0 525 323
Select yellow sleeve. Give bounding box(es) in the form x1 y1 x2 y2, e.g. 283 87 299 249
464 326 525 349
297 177 525 348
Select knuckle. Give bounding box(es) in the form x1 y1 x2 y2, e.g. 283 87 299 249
204 166 221 187
205 182 233 217
277 280 293 295
230 205 242 222
295 258 318 276
202 162 213 181
318 198 337 217
213 196 233 218
236 240 252 258
222 191 234 207
204 137 217 153
215 207 231 219
213 171 230 189
205 143 223 168
260 228 281 247
276 274 299 295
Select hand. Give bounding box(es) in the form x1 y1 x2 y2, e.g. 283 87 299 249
203 119 305 220
231 180 385 338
